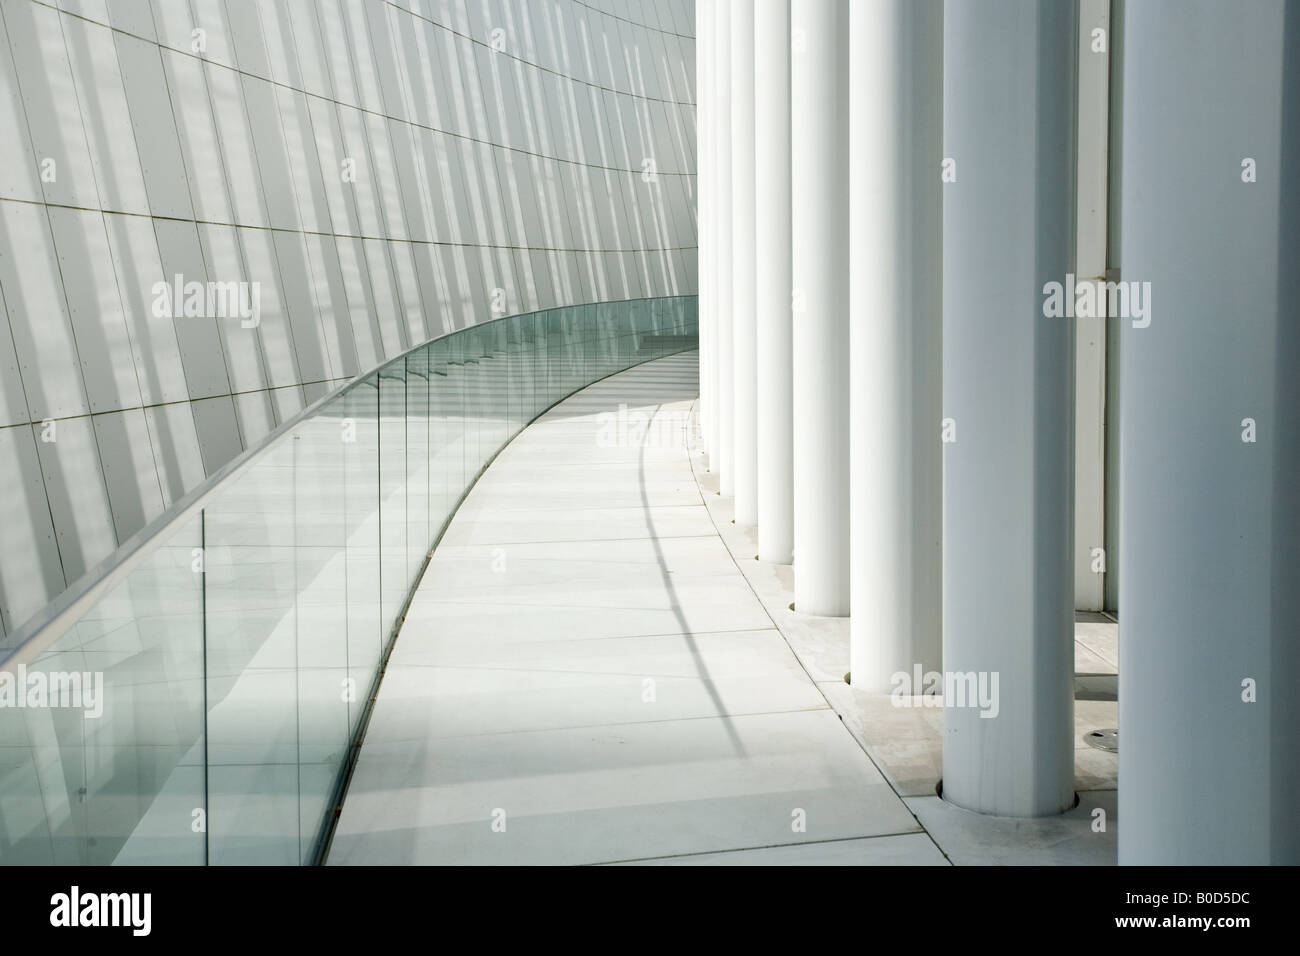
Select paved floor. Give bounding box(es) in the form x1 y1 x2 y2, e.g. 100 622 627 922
328 351 1118 865
328 352 945 865
692 395 1119 866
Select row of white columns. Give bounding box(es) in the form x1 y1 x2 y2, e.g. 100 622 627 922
848 0 943 695
753 1 793 565
941 0 1077 818
695 0 1299 864
699 0 953 764
731 4 758 528
791 0 850 618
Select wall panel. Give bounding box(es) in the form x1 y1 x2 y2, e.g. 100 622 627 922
114 33 193 219
152 218 230 402
45 206 139 414
33 415 116 581
61 15 150 215
92 407 165 539
4 1 98 209
0 424 63 636
102 213 189 407
142 401 204 506
0 0 697 641
0 202 89 421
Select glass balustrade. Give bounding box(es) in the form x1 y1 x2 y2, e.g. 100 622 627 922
0 296 697 865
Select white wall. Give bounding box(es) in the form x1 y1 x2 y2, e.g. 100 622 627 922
0 0 698 642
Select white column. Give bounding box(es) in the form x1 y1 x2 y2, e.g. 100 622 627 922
713 0 734 491
941 0 1076 817
695 0 713 458
1073 0 1110 613
754 0 793 562
791 0 849 616
1118 0 1299 864
848 0 942 691
730 2 757 525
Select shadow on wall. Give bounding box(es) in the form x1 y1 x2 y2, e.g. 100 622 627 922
0 0 699 642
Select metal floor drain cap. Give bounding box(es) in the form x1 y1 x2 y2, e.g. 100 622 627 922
1084 728 1118 752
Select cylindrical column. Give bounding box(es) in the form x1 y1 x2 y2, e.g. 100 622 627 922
941 0 1077 817
848 0 943 691
1118 0 1299 864
730 2 757 525
696 0 713 457
754 0 793 563
791 0 850 616
713 1 734 492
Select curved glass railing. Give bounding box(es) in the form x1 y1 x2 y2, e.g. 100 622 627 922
0 296 697 865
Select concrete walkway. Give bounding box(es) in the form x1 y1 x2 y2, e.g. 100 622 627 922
327 352 945 865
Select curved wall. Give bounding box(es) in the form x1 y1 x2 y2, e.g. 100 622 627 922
0 0 698 642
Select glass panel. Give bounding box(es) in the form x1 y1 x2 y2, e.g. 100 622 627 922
343 376 381 738
204 444 301 865
518 313 535 421
453 325 478 481
530 310 547 414
0 296 699 867
379 365 407 638
479 323 505 463
293 408 351 863
562 306 581 396
542 307 559 405
505 315 521 435
406 349 431 579
0 515 203 865
425 340 451 543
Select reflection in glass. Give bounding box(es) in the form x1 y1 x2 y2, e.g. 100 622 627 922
0 297 696 866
